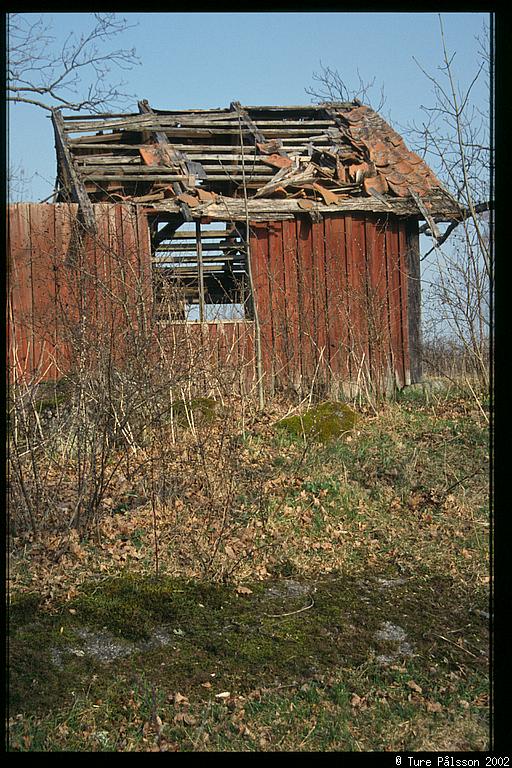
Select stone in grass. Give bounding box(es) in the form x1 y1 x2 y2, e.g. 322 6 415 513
275 401 359 443
374 621 414 666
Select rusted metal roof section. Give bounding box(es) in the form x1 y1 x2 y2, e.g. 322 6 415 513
54 100 462 223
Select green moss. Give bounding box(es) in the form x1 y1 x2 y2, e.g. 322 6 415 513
72 574 181 640
8 570 488 730
9 596 89 715
275 401 359 443
8 593 42 627
170 397 217 427
32 377 74 413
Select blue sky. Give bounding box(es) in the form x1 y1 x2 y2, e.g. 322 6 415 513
8 11 490 202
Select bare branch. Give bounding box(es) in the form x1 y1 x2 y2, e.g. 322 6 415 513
409 15 492 388
7 13 140 114
305 61 386 111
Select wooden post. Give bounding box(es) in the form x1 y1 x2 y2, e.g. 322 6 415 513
196 220 206 324
406 220 423 383
238 115 265 411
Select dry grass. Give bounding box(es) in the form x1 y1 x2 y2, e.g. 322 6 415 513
7 384 490 752
9 384 489 595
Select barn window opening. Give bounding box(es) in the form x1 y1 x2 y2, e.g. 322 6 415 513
152 219 252 323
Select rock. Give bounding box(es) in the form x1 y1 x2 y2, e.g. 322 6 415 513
403 379 450 395
265 580 313 600
374 621 407 643
373 621 414 666
275 401 359 443
51 624 174 667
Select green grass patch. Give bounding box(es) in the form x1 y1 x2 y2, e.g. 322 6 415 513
7 392 489 751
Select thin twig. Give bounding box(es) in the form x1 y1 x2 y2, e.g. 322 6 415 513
443 466 485 496
263 596 315 618
434 633 479 658
298 721 317 748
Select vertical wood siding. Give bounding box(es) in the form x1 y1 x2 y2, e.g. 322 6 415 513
8 203 152 382
250 212 415 393
8 204 417 394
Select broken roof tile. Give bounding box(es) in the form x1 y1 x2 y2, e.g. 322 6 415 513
343 106 368 123
363 173 388 196
256 139 283 155
261 154 293 169
388 135 404 148
407 151 425 166
393 160 416 177
387 182 410 197
55 100 460 219
312 183 340 205
385 170 408 186
368 141 390 164
196 188 218 203
176 192 200 207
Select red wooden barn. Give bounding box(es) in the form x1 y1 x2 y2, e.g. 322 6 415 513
8 101 463 395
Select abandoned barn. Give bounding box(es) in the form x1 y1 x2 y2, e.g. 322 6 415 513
7 100 463 395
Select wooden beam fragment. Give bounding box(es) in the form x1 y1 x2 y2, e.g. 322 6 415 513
138 98 194 223
51 108 97 232
196 220 206 323
230 101 266 144
408 188 441 240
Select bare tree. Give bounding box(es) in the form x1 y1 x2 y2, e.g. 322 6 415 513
305 61 386 111
409 16 493 387
7 160 34 203
305 20 492 390
7 13 140 113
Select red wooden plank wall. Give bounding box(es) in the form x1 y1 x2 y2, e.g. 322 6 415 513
7 204 257 393
8 204 412 395
249 212 412 394
8 203 152 383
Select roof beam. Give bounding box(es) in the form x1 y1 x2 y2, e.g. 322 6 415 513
230 101 266 145
408 188 441 240
230 100 291 161
138 98 197 223
51 108 97 232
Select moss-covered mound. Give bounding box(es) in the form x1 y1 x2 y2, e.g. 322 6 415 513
171 397 217 427
275 401 359 442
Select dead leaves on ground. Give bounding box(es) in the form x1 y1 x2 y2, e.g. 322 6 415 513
9 397 488 602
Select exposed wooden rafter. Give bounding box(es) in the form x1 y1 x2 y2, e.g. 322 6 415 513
55 101 462 222
137 99 195 224
408 188 441 240
229 101 266 145
51 108 96 232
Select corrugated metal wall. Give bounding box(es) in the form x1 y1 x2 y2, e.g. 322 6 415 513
250 212 413 394
8 204 415 394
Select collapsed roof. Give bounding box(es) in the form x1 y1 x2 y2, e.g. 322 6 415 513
52 100 462 227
